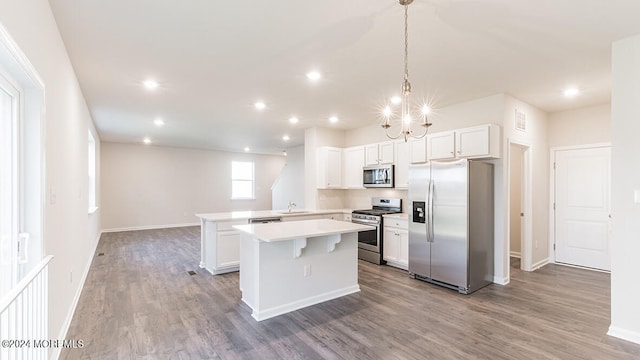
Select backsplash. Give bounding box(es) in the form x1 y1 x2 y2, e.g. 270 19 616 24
318 188 408 212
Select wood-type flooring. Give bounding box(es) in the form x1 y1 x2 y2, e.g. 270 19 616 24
60 227 640 359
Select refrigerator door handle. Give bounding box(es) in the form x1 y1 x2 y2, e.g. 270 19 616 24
428 179 434 242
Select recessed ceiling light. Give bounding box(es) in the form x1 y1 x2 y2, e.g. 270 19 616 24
143 137 151 144
143 80 159 90
154 118 164 126
563 87 580 98
244 147 250 152
289 116 299 124
329 116 339 124
306 71 321 81
254 101 266 110
282 135 290 141
390 96 401 105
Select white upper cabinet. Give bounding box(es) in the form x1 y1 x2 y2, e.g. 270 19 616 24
394 141 410 189
343 146 365 189
426 131 455 160
427 124 501 160
317 147 343 189
409 138 427 164
365 142 395 165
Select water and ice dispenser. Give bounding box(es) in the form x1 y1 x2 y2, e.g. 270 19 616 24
412 201 425 223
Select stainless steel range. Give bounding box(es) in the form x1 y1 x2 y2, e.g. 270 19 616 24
352 198 402 264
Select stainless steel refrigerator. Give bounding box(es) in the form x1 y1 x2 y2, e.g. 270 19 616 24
408 159 494 294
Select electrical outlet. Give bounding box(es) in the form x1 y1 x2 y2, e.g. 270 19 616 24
303 264 311 277
49 187 57 205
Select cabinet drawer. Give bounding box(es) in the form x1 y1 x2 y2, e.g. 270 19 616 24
386 218 408 229
217 220 247 231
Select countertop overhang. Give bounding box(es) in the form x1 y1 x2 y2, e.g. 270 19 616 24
233 219 374 242
196 209 353 222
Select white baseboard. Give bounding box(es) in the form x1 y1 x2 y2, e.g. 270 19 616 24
50 231 102 360
608 325 640 345
494 276 510 285
101 222 200 233
509 251 521 258
248 285 361 321
531 257 549 271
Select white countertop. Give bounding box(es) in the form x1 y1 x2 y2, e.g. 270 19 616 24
383 213 408 220
233 219 374 242
196 209 353 222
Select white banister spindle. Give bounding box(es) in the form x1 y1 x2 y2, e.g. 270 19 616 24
0 255 52 360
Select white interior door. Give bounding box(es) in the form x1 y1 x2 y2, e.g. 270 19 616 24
555 146 611 270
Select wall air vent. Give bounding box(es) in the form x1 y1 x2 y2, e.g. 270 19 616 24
515 109 526 132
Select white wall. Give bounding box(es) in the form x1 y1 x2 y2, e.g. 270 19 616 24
548 104 611 148
272 145 305 210
609 33 640 344
101 142 285 230
0 0 101 352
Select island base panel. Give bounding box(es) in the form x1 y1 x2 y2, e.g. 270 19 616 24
240 232 359 321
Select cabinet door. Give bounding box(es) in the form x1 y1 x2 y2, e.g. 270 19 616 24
398 229 409 267
427 131 455 160
456 125 490 158
365 144 380 165
343 146 365 188
217 230 240 268
409 138 427 163
379 142 395 164
326 148 342 187
318 147 342 189
394 141 410 188
383 228 399 262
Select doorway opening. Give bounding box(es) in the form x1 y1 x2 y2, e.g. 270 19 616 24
507 140 532 279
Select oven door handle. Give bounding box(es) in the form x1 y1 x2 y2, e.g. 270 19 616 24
352 219 380 226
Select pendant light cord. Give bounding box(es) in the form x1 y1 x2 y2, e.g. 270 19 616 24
404 4 409 82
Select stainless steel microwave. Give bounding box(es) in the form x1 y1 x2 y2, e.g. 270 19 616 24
363 165 394 188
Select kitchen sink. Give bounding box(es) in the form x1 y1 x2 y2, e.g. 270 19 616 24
278 210 311 214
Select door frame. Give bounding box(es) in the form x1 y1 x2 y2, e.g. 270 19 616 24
506 139 533 275
548 143 611 265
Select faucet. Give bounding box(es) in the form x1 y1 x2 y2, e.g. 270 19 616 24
288 201 297 213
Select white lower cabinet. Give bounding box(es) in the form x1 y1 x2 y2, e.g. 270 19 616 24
383 217 408 270
203 219 246 274
217 230 241 268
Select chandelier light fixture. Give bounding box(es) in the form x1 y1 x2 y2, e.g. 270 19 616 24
381 0 432 142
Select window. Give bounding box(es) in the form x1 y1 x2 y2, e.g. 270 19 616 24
0 72 19 298
0 24 45 297
88 130 97 213
231 161 255 199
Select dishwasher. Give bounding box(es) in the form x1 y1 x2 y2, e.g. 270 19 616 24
248 217 282 224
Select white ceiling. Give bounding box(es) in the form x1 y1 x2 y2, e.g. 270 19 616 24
48 0 640 154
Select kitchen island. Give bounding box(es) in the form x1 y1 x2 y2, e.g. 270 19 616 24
234 219 373 321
